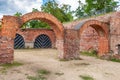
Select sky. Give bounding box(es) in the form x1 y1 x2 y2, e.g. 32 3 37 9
0 0 85 18
0 0 119 18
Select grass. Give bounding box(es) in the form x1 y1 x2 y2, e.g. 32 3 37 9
0 61 23 74
109 58 120 63
80 50 97 57
79 75 94 80
27 75 46 80
27 69 50 80
0 61 23 68
37 69 50 75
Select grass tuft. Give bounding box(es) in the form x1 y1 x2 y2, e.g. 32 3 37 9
0 61 23 68
80 50 97 57
79 75 94 80
37 69 50 75
109 58 120 63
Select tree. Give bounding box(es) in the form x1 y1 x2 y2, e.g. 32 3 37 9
74 0 85 19
41 0 73 22
74 0 118 19
84 0 118 16
24 8 50 29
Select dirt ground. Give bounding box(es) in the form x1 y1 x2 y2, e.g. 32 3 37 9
0 49 120 80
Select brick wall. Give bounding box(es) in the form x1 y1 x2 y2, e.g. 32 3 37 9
110 12 120 54
17 29 56 48
80 27 99 51
64 29 80 59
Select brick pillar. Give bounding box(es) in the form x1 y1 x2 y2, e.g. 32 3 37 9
63 29 80 60
98 37 109 56
0 37 14 63
0 16 19 63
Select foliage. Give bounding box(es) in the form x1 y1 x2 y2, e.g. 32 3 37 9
85 0 118 15
74 0 118 19
79 75 94 80
110 58 120 63
41 0 73 23
24 8 50 29
25 20 50 29
74 0 86 18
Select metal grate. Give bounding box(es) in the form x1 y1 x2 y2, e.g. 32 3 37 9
14 34 25 49
34 34 52 48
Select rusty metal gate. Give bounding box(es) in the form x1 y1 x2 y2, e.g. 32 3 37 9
14 34 25 49
34 34 52 48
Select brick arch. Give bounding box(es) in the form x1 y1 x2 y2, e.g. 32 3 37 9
21 12 64 40
0 12 65 63
75 20 109 56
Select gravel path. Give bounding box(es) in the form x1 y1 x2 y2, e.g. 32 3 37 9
0 49 120 80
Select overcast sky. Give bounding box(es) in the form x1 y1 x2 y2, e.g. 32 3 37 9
0 0 119 18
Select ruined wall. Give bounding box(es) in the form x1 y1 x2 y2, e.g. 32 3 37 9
80 27 99 51
110 12 120 54
17 29 56 48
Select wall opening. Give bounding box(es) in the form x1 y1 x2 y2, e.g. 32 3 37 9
75 20 109 56
14 34 25 49
118 44 120 54
34 34 52 48
80 26 99 52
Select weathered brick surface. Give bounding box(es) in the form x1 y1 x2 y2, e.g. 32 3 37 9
17 29 56 48
64 29 80 59
110 12 120 54
80 27 99 51
75 20 109 55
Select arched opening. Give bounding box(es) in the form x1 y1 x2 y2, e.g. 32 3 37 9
34 34 52 48
14 34 25 49
80 27 99 52
75 20 109 56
